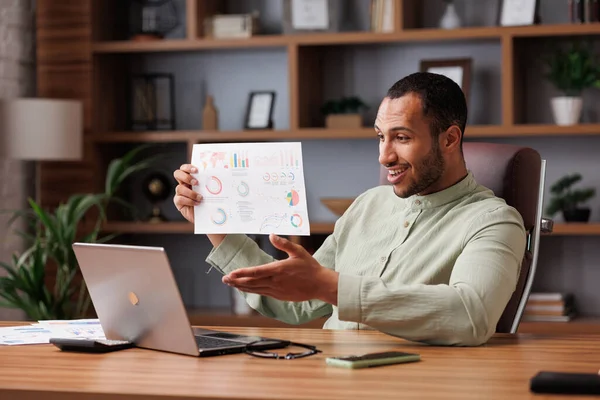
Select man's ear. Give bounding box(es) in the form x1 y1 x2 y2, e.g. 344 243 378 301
440 125 462 152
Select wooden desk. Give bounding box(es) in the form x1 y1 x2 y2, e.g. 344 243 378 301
1 322 599 400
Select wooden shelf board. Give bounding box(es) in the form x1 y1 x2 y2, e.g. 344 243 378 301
550 223 600 236
92 24 600 54
509 23 600 38
188 309 326 329
102 221 192 234
188 309 600 333
92 124 563 144
92 36 290 53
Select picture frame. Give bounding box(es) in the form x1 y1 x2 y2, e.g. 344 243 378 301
498 0 539 27
282 0 343 34
244 91 276 130
128 73 176 131
420 58 472 105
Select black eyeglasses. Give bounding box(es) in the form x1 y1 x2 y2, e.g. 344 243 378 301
244 340 322 360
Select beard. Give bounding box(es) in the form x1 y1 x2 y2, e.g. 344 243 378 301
393 141 445 198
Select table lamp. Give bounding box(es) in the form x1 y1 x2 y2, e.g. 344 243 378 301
0 98 83 202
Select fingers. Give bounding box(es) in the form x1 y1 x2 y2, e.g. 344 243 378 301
173 184 202 210
224 276 272 286
269 234 305 258
226 264 280 280
173 168 198 187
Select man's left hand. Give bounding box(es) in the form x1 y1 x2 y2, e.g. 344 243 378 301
222 234 338 305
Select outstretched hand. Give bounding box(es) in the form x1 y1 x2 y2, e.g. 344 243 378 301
222 234 338 305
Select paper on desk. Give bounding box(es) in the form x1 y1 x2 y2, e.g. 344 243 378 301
38 318 105 340
0 324 54 345
0 319 105 346
191 142 310 236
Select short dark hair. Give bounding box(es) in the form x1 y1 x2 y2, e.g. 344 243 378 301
386 72 467 144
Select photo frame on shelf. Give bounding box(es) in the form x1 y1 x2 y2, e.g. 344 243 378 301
244 91 276 130
128 73 176 131
282 0 343 34
420 58 472 105
498 0 539 27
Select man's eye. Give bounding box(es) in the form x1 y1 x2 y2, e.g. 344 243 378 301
377 134 384 141
397 136 409 141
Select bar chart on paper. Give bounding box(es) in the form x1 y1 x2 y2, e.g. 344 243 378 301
191 142 310 236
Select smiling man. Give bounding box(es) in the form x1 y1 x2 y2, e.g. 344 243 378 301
173 72 526 346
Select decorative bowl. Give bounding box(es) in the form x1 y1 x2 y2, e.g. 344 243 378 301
320 198 354 216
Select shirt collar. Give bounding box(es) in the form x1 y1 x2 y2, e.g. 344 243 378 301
403 171 478 210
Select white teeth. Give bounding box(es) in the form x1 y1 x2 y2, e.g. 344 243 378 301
389 169 406 176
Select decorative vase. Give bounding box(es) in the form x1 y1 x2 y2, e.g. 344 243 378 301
202 95 218 130
440 2 461 29
550 96 583 126
563 208 591 222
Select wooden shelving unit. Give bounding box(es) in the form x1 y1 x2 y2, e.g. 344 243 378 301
36 0 600 330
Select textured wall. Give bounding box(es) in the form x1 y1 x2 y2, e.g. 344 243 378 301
0 0 35 320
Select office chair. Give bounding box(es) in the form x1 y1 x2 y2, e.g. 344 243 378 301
379 142 553 334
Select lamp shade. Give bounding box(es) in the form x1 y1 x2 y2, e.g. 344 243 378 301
0 98 83 161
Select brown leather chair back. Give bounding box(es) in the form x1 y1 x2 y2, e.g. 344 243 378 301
379 142 542 333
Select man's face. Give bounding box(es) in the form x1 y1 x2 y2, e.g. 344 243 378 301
376 94 445 198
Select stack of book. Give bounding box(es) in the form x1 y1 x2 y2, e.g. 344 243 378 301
570 0 600 23
523 292 576 322
370 0 395 33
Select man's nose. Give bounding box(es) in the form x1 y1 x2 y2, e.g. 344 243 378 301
378 142 396 165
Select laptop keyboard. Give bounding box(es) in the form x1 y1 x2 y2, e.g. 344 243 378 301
195 335 246 349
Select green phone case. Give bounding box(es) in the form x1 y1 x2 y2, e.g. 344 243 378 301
325 352 421 369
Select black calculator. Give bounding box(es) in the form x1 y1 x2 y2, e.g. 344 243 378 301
50 338 134 353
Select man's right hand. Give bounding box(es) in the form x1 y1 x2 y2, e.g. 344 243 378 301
173 164 201 224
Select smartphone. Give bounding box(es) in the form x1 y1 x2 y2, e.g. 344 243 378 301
326 351 420 369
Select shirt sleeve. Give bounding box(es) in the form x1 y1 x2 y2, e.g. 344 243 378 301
205 234 334 325
337 206 527 346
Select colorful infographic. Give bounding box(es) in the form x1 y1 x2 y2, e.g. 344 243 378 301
191 142 310 235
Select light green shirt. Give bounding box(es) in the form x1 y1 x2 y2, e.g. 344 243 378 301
206 171 526 346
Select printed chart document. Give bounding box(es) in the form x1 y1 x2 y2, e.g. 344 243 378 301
191 142 310 236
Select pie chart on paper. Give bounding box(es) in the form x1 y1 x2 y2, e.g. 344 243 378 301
286 190 300 206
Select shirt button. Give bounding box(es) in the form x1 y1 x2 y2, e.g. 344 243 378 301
404 221 410 228
414 200 421 206
380 256 386 263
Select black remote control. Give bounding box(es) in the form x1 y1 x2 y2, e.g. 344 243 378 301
50 338 134 353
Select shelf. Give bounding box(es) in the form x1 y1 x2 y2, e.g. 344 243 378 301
89 124 600 144
509 23 600 38
92 36 290 53
551 223 600 236
91 24 600 54
188 309 326 329
187 309 600 333
102 221 192 234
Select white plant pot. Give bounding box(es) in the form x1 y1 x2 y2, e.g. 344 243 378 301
550 96 583 126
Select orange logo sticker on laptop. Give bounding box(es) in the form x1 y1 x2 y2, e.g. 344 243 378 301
128 292 139 306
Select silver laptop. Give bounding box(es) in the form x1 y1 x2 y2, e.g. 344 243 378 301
72 242 290 357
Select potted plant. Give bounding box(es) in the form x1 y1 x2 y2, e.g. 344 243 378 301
321 96 369 129
0 146 157 320
546 173 596 223
543 41 600 126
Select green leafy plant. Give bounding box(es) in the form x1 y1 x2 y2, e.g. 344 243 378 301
543 41 600 96
321 96 369 116
0 145 158 320
546 173 596 217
